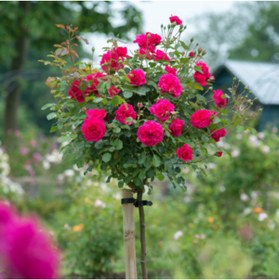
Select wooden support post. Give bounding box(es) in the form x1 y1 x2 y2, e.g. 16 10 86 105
122 189 137 279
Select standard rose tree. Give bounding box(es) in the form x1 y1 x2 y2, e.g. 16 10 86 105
42 15 245 279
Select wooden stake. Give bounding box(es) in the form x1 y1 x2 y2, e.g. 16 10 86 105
122 189 137 279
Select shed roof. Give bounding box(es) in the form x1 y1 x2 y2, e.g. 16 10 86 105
214 60 279 105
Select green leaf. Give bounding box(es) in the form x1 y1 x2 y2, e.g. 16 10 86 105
157 173 165 181
123 91 133 99
111 95 124 106
41 103 56 111
102 153 111 163
46 112 57 120
93 97 103 103
112 139 123 150
152 155 161 167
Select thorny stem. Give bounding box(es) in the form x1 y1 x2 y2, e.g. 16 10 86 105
137 190 148 279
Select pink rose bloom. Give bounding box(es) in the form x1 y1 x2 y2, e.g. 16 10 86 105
128 69 146 86
170 15 183 25
210 128 227 142
193 61 211 87
100 46 128 72
108 85 120 97
81 118 106 142
216 151 223 157
137 120 164 146
84 72 106 96
190 109 216 129
0 202 59 279
138 47 153 59
68 80 85 102
86 108 107 120
133 32 161 52
150 99 175 122
189 51 195 58
213 89 227 108
154 49 170 61
158 73 183 98
169 118 185 137
165 65 177 75
176 144 193 162
115 103 137 125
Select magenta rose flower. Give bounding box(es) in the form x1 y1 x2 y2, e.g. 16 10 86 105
133 32 161 52
154 49 170 61
108 85 120 97
190 109 216 129
137 120 164 146
193 61 211 87
0 202 59 279
81 118 106 142
176 144 193 162
189 51 195 58
210 128 227 142
169 118 185 137
84 72 106 96
128 69 146 86
100 46 128 72
158 73 183 98
115 103 137 125
68 80 85 102
165 65 177 75
169 15 183 25
213 89 227 108
150 98 175 122
86 108 107 120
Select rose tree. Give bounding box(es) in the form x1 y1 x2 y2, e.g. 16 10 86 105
42 16 242 278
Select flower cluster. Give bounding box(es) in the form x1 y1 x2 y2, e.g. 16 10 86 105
45 15 232 190
0 201 59 279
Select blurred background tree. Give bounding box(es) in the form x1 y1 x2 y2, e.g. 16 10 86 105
190 2 279 68
0 1 143 140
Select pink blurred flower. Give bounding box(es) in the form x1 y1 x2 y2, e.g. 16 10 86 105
137 120 164 146
193 61 211 87
128 69 146 86
0 202 59 279
150 99 175 122
169 15 183 25
115 103 137 125
158 73 183 98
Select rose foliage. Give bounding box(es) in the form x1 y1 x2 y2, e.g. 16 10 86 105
42 20 242 192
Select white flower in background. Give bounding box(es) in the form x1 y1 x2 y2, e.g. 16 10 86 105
240 193 249 202
174 230 183 240
243 208 252 216
217 140 231 149
194 233 206 240
231 149 240 158
248 135 260 147
219 185 225 192
251 191 258 200
260 145 270 154
258 212 268 221
207 163 216 170
113 192 121 200
236 133 243 140
42 160 50 170
45 149 63 163
64 169 75 177
0 145 24 196
94 199 106 208
268 220 275 230
258 132 265 139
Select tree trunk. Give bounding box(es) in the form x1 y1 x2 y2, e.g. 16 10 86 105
137 191 148 279
3 1 30 137
122 189 137 279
